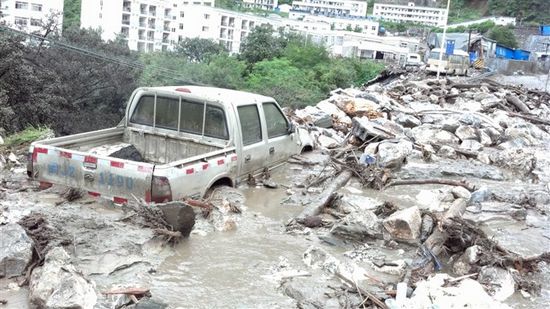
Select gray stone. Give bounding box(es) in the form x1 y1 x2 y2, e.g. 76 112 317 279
383 206 422 242
441 117 461 133
489 148 536 175
401 94 414 103
420 214 434 242
470 186 491 204
477 152 492 164
0 135 3 145
460 140 483 152
451 186 472 200
455 125 478 141
317 135 339 149
429 94 439 103
411 125 460 145
479 130 492 146
294 106 332 128
0 223 33 278
452 245 481 275
478 266 515 301
437 145 457 159
30 247 97 309
331 210 382 240
135 298 169 309
374 140 413 169
394 113 422 128
458 113 482 127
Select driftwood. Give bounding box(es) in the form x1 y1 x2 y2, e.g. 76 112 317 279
335 272 388 309
384 178 476 192
103 287 151 295
506 95 531 113
508 112 550 126
296 170 353 222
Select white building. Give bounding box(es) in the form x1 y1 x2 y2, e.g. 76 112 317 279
290 0 368 19
0 0 64 33
300 14 379 35
242 0 279 11
80 0 214 52
80 1 379 54
277 4 291 14
373 2 447 27
449 16 516 28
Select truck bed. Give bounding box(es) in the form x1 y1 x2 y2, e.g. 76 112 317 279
43 126 222 164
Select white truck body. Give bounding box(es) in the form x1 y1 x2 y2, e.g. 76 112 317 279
28 86 312 203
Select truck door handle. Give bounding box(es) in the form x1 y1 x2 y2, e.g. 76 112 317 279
269 147 275 154
245 154 251 162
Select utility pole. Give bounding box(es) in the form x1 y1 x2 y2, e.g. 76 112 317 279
436 0 451 79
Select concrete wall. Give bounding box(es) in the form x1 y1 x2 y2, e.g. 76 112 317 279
488 58 550 75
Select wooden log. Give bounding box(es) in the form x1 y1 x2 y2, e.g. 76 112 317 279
103 287 150 295
296 170 353 222
335 272 388 309
385 179 476 192
506 95 531 114
508 112 550 126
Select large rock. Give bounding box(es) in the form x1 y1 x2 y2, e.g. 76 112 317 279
409 274 512 308
334 96 380 118
330 210 382 240
411 125 460 145
455 125 478 141
478 266 515 301
452 245 481 275
489 148 536 175
316 100 352 126
365 139 413 169
294 106 332 128
382 206 422 242
460 139 483 152
0 223 34 278
30 247 97 309
394 113 421 128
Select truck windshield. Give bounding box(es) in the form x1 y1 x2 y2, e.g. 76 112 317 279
130 94 228 140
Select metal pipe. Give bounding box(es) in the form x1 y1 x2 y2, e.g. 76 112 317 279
437 0 451 79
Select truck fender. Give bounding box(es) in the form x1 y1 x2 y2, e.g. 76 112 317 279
202 173 235 197
296 126 314 152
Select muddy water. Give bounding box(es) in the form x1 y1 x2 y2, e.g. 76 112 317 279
151 168 320 308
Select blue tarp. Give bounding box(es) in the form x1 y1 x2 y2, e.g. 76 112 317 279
540 25 550 36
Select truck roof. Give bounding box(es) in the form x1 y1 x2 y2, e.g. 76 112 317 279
144 86 276 106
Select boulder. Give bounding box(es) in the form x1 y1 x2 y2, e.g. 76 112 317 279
411 125 460 145
437 145 457 159
441 117 461 133
366 140 413 169
382 206 422 242
0 223 34 278
489 148 536 175
452 245 481 275
351 117 396 141
409 274 512 308
451 186 472 200
30 247 97 309
460 140 483 152
334 97 379 118
478 266 515 301
316 100 352 126
317 135 339 149
455 125 478 141
330 210 382 240
294 106 332 128
394 113 421 128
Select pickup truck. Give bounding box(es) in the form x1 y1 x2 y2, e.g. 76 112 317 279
27 86 312 204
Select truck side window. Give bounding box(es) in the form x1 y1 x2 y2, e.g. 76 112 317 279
263 102 289 138
238 105 262 146
155 96 179 130
130 96 154 126
204 105 228 140
180 100 204 135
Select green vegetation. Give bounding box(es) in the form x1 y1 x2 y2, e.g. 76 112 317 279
63 0 81 31
4 127 54 146
488 25 518 48
447 0 482 24
488 0 550 24
139 26 384 108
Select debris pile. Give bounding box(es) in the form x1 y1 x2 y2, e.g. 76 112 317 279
285 74 550 308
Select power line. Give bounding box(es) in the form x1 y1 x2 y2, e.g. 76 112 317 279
0 25 207 85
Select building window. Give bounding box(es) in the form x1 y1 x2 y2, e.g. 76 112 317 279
180 11 184 18
30 18 41 26
15 2 28 9
204 14 209 19
31 3 42 11
14 17 28 26
179 23 183 30
202 26 209 31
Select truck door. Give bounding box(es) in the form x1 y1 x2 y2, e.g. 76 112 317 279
262 102 299 167
237 104 267 177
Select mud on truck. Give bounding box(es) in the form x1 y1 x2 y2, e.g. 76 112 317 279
27 86 312 204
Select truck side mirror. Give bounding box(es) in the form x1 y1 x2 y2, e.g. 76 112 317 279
288 122 296 134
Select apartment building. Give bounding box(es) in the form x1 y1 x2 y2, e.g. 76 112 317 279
373 2 447 27
242 0 278 11
80 0 214 52
290 0 368 19
0 0 64 33
300 14 378 36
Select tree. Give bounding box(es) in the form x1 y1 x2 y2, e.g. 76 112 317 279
175 38 227 63
201 55 246 89
246 58 324 108
63 0 81 31
282 40 330 69
239 24 285 65
488 25 518 48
